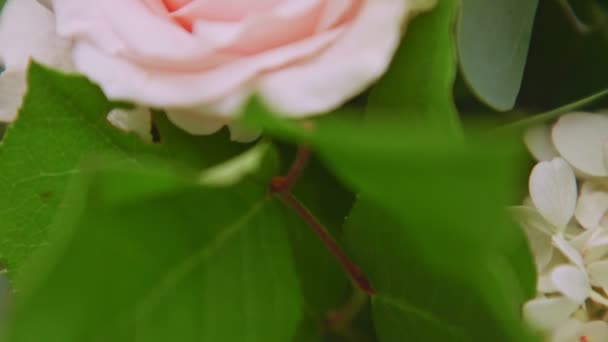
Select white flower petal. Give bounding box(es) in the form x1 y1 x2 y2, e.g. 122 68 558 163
553 235 585 269
524 124 559 161
106 107 153 143
551 265 590 304
529 158 578 229
510 206 554 271
582 229 608 262
569 227 596 251
538 270 556 293
553 320 608 342
575 182 608 230
552 112 608 177
588 260 608 288
523 297 579 331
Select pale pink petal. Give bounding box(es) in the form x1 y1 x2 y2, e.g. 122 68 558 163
529 158 578 229
551 265 590 304
165 110 227 135
523 297 579 331
256 0 436 116
164 88 251 137
552 112 608 177
170 0 282 21
106 107 153 143
188 0 325 55
36 0 52 9
70 29 341 109
317 0 352 30
54 0 233 70
523 124 559 162
0 70 27 122
0 0 72 70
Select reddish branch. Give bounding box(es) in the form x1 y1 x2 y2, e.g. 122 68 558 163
269 147 375 296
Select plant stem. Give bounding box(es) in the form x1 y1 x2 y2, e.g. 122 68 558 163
276 192 375 295
270 147 375 295
269 146 311 192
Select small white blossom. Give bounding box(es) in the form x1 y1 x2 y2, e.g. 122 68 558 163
519 114 608 341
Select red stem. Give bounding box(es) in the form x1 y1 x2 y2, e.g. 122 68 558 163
269 147 375 295
269 146 311 192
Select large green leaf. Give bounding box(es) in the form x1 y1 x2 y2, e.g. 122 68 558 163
368 0 462 139
4 162 301 342
0 63 245 277
241 100 537 341
457 0 539 111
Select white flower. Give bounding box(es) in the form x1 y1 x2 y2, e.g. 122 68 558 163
552 319 608 342
526 112 608 178
575 181 608 230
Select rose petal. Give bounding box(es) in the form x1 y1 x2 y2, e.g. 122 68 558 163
256 0 437 116
552 112 608 177
69 27 341 109
184 0 325 54
551 265 590 304
317 0 359 30
529 158 578 229
523 124 559 161
0 70 27 122
170 0 282 21
165 109 227 135
523 297 579 331
0 0 71 70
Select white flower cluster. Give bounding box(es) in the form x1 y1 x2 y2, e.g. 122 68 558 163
515 112 608 341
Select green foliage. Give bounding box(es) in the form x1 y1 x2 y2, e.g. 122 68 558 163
1 0 582 340
5 163 301 342
457 0 539 111
368 0 462 139
0 63 245 278
242 102 537 341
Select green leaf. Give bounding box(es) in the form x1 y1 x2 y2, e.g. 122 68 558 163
0 63 245 277
368 0 462 139
241 102 537 341
457 0 539 111
498 87 608 132
5 162 301 342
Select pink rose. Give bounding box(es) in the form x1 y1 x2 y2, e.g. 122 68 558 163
1 0 436 141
